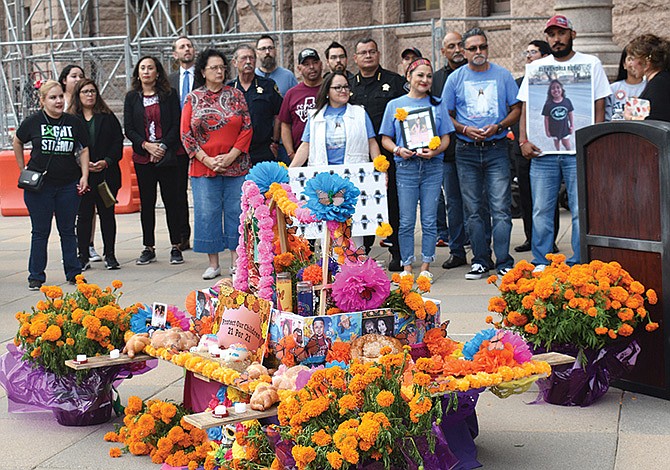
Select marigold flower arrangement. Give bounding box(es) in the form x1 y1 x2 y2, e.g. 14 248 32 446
14 278 136 377
271 348 447 470
383 273 439 322
104 396 216 468
487 254 659 352
394 108 408 121
428 136 441 150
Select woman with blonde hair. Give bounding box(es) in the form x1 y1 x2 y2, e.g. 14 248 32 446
13 80 90 289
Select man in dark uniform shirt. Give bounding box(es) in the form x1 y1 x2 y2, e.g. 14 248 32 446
229 44 283 165
349 37 406 271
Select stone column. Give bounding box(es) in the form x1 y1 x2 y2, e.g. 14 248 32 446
553 0 621 78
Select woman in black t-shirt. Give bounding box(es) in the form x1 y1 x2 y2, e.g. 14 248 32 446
625 34 670 122
13 80 90 290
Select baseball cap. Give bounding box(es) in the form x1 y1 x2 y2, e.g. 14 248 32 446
544 15 573 32
401 47 422 59
298 48 320 64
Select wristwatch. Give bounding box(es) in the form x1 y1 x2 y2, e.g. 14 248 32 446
495 123 504 134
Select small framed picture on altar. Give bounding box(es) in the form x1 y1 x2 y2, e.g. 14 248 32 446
400 107 436 151
151 302 168 328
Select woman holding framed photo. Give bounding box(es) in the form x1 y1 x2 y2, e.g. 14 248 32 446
379 58 452 280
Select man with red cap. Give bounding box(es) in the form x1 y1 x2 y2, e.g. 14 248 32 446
517 15 611 269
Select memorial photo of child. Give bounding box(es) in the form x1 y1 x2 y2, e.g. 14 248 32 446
542 79 574 150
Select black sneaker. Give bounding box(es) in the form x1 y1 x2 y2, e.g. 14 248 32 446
105 254 120 270
136 248 156 265
465 263 489 280
170 247 184 265
68 277 86 285
80 258 91 271
388 256 403 272
28 279 42 291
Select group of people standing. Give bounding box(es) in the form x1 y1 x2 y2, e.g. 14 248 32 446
13 20 670 290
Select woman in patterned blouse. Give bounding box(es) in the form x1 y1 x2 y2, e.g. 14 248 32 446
181 49 253 280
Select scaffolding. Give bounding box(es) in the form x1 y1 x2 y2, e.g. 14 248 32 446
0 0 252 147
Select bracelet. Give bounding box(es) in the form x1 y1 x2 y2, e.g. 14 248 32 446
519 140 529 147
462 126 468 135
393 146 400 156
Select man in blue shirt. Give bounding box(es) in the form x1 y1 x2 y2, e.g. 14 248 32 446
255 35 298 96
442 28 521 279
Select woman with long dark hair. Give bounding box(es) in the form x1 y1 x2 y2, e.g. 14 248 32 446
379 58 452 279
13 80 90 289
181 49 252 280
290 71 379 167
58 64 85 111
69 79 124 270
124 55 184 266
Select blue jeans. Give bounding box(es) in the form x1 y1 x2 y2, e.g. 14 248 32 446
530 154 579 265
191 175 244 254
456 141 513 270
395 157 443 266
24 180 81 283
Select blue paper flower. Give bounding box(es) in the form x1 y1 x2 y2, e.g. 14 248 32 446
216 385 228 402
246 161 289 194
130 305 152 333
326 360 349 370
462 328 497 360
207 426 223 442
304 172 360 222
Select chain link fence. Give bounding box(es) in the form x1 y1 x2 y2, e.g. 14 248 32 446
0 16 549 149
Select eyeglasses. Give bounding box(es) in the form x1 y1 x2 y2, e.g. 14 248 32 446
205 65 226 71
330 85 350 92
329 54 347 60
80 89 97 95
464 44 489 52
356 49 378 56
256 46 275 52
236 55 255 62
524 49 541 56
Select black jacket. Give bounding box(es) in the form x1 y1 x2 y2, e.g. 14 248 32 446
80 112 124 191
123 89 181 157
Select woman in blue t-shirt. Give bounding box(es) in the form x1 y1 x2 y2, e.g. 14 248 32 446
290 71 379 167
379 58 453 280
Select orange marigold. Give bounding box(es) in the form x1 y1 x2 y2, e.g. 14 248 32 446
488 297 507 313
524 323 538 334
42 324 62 342
112 280 123 289
109 447 122 458
594 326 608 335
608 329 618 340
646 322 659 332
311 429 332 446
375 390 395 407
302 264 323 284
646 289 658 305
618 323 634 337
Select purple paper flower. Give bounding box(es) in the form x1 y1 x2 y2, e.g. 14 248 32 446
331 259 390 312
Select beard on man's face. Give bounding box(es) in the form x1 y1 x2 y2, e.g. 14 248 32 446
261 55 276 70
552 36 573 58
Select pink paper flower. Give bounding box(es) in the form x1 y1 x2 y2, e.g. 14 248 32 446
331 259 390 312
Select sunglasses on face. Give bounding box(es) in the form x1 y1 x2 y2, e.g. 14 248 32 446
465 44 489 52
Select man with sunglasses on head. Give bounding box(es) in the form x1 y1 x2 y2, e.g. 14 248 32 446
349 37 406 271
255 35 298 96
442 27 521 280
517 16 611 269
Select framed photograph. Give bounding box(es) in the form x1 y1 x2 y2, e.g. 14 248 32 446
526 62 595 155
400 107 436 151
151 302 168 328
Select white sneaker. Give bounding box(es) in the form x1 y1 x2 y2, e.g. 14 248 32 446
202 266 221 280
533 264 546 273
89 246 102 262
418 271 433 283
465 263 489 280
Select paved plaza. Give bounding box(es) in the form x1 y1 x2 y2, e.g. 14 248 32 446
0 209 668 469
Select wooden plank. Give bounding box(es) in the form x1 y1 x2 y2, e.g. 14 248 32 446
65 353 153 370
531 352 575 366
183 405 278 430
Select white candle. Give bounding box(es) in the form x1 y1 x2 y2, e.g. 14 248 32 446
110 349 120 359
76 354 87 363
209 345 220 357
234 402 247 413
213 405 227 417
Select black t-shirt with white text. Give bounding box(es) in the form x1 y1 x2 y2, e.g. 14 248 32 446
16 111 89 185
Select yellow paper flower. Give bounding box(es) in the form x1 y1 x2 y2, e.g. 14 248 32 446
373 155 390 172
394 108 408 121
375 222 393 238
428 136 441 150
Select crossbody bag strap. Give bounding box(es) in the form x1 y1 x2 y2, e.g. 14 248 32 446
40 110 66 175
